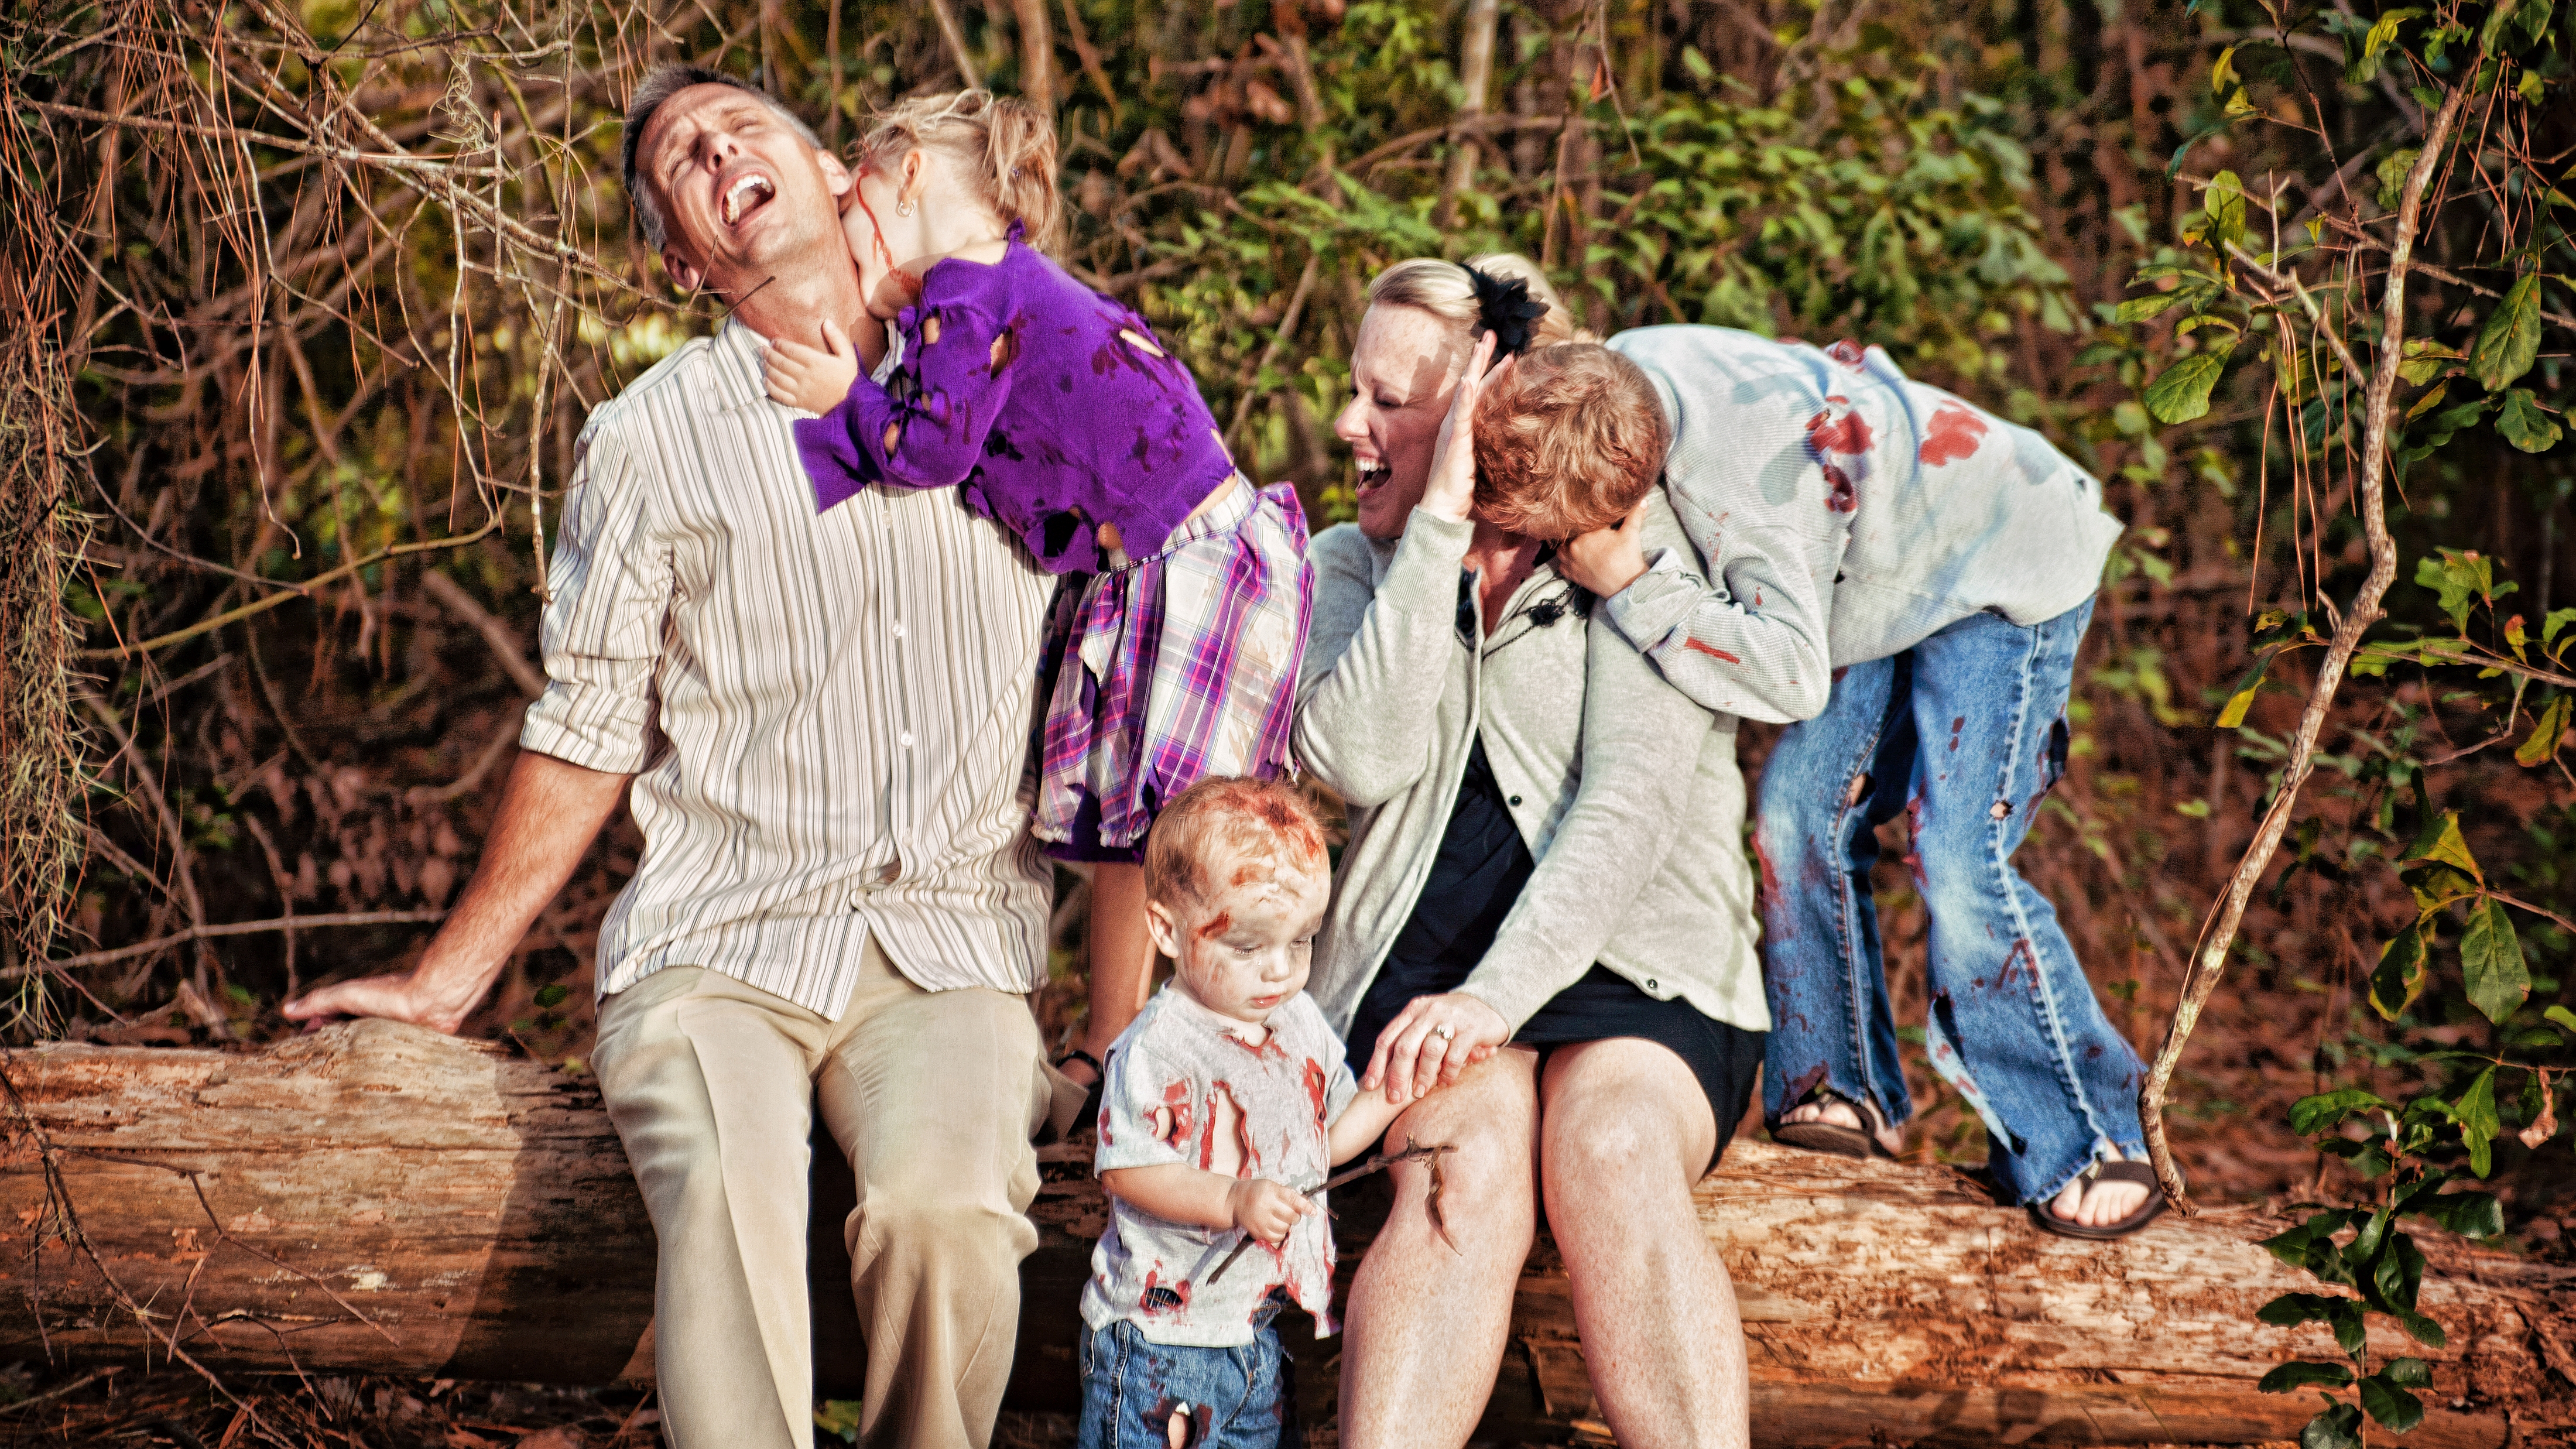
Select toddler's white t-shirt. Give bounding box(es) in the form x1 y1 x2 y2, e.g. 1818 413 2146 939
1081 984 1359 1345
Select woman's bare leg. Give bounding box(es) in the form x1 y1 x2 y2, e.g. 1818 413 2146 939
1540 1039 1746 1449
1073 862 1156 1076
1340 1047 1541 1449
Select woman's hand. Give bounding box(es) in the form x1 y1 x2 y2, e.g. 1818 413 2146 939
1227 1177 1321 1246
1362 992 1509 1104
763 318 862 413
1558 500 1652 598
1419 331 1505 524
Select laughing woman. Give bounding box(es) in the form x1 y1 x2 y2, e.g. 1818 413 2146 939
1293 256 1769 1449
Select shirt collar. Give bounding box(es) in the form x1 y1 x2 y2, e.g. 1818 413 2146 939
709 318 776 413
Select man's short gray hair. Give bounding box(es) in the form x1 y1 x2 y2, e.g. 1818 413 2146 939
621 64 824 254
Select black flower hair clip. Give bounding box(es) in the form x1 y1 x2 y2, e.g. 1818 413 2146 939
1461 262 1549 358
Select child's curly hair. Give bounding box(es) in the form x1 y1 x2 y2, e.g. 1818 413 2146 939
1471 343 1670 540
1143 777 1328 910
854 90 1064 255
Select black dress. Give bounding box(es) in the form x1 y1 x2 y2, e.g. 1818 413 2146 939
1344 738 1763 1169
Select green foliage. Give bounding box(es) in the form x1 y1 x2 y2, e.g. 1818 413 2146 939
2469 275 2546 393
2113 6 2574 1436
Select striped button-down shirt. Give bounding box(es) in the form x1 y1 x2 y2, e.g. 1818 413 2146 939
522 320 1057 1013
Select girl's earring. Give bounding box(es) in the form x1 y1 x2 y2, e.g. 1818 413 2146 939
895 194 916 218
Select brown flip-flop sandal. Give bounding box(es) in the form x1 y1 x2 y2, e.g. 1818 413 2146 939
2028 1160 2168 1240
1769 1088 1901 1160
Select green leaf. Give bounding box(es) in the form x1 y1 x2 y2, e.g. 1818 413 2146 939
2393 1305 2447 1349
2424 1189 2505 1239
2301 1399 2364 1449
2369 1226 2425 1310
2211 44 2241 94
2259 1361 2356 1393
2455 1065 2503 1176
2290 1087 2396 1137
2398 337 2464 385
2369 924 2430 1020
2498 389 2564 453
2516 694 2569 766
532 983 571 1009
2205 170 2249 248
2114 292 2187 324
2547 1002 2576 1035
2469 275 2545 392
2331 1300 2369 1356
2359 1373 2426 1433
2383 1356 2433 1388
2350 9 2421 83
2400 809 2482 882
2407 863 2480 914
2146 352 2228 423
2257 1291 2349 1327
2376 147 2423 210
2217 650 2278 728
2461 900 2531 1028
2545 609 2576 652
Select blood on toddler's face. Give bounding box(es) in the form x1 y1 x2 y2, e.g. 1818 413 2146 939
1143 851 1330 1030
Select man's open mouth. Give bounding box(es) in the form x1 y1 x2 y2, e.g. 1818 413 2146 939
1354 458 1388 493
720 171 777 228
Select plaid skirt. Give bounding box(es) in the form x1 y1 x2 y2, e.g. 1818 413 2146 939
1032 477 1314 862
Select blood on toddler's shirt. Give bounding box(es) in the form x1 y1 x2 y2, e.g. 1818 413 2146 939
1081 984 1358 1346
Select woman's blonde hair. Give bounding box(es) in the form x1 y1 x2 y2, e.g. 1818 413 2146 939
856 90 1064 255
1365 254 1593 350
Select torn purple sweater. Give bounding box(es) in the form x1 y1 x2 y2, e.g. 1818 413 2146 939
792 234 1238 574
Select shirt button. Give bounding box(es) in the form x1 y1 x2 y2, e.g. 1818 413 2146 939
899 731 915 749
892 622 907 639
1646 978 1660 991
1508 794 1522 807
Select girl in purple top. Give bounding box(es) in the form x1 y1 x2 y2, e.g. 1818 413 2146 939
763 91 1314 1099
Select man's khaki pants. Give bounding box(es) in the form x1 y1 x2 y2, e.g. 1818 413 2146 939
592 940 1077 1449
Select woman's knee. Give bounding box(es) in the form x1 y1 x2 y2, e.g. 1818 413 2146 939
1382 1056 1539 1250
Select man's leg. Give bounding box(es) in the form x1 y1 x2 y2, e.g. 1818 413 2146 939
1904 600 2150 1218
1338 1048 1540 1449
817 938 1056 1449
592 967 831 1449
1539 1039 1744 1449
1759 655 1912 1144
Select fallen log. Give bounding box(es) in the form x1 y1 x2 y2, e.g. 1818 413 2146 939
0 1022 2566 1446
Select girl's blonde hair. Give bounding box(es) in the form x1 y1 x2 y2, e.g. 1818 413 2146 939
1365 254 1593 351
857 90 1064 255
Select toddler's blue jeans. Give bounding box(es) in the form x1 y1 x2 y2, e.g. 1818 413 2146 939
1076 1302 1290 1449
1754 598 2147 1205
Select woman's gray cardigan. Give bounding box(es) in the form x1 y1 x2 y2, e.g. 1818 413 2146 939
1293 501 1769 1042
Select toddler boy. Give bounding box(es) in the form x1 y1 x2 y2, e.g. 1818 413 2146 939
1078 776 1414 1449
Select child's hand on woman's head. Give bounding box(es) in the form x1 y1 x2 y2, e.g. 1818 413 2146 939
1227 1176 1320 1246
762 318 861 414
1558 500 1652 598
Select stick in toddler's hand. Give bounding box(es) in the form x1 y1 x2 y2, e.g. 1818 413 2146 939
1201 1138 1457 1286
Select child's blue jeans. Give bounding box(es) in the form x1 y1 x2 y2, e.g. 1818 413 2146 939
1076 1302 1290 1449
1754 599 2147 1206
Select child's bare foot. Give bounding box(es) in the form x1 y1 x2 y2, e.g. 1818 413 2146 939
2043 1153 2150 1228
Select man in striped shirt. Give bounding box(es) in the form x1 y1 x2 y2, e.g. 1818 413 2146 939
286 66 1077 1449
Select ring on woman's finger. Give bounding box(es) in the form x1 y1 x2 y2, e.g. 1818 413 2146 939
1433 1024 1454 1041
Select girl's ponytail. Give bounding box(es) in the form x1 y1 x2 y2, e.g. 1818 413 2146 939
858 90 1066 256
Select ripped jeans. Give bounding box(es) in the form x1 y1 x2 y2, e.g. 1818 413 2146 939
1076 1299 1291 1449
1754 599 2147 1205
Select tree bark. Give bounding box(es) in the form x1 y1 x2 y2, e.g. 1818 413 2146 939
1 1023 2567 1445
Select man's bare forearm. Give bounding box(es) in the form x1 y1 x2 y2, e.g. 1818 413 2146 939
283 750 631 1032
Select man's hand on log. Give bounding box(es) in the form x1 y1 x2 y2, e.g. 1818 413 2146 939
282 963 496 1034
283 751 629 1034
